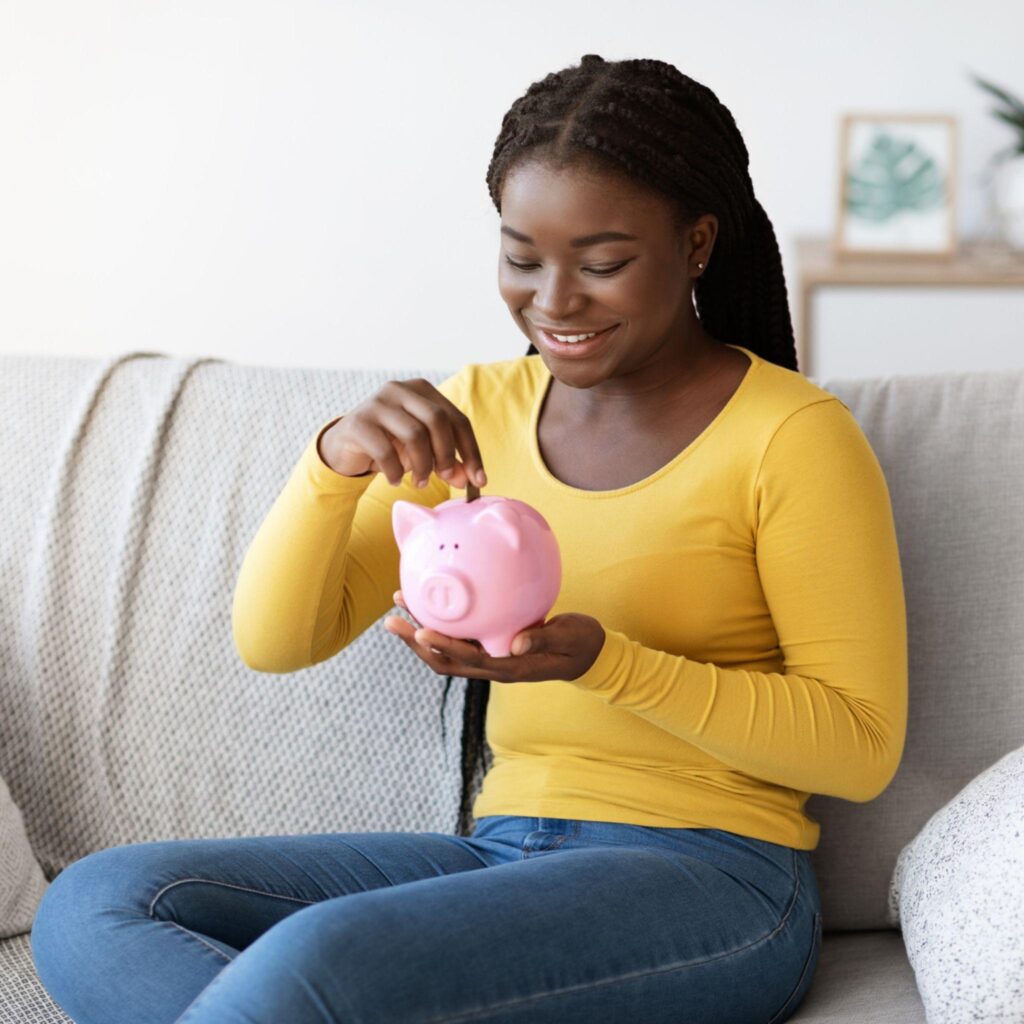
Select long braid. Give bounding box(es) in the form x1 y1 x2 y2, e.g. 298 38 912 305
442 53 797 837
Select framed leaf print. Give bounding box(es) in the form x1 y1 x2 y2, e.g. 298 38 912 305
833 113 958 260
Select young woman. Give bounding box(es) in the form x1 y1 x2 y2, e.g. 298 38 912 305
31 54 907 1024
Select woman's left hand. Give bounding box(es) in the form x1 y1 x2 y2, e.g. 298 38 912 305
384 590 605 684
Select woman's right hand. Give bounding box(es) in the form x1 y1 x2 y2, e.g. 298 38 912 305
318 378 487 490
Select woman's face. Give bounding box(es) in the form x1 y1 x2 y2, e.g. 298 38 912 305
497 158 718 391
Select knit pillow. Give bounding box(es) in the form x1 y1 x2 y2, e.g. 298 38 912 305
887 744 1024 1023
0 773 49 938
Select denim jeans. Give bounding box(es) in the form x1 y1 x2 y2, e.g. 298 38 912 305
31 815 822 1024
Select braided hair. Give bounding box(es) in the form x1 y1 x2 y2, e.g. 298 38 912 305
440 53 798 837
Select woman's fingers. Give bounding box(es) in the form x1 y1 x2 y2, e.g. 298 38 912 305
390 590 421 632
385 614 446 657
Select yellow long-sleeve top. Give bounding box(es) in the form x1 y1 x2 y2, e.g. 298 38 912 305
232 343 908 850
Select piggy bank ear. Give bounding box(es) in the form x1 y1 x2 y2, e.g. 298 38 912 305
472 503 523 551
392 501 438 549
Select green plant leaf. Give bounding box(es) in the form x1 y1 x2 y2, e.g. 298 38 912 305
993 109 1024 132
845 130 946 222
971 73 1024 116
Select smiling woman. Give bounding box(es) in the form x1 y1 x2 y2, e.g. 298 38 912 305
31 52 905 1024
443 52 802 843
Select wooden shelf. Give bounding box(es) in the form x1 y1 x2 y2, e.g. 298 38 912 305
793 237 1024 377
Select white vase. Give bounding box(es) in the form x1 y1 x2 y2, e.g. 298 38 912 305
993 152 1024 251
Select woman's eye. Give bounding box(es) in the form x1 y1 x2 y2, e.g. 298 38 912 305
504 256 631 277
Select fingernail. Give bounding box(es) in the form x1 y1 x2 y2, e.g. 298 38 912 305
476 469 487 486
439 467 454 479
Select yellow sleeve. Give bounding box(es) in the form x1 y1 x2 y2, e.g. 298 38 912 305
232 369 472 673
568 398 908 804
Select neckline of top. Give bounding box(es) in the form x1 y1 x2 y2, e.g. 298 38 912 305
528 343 761 499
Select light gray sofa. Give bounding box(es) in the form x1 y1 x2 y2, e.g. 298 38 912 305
1 349 1021 1023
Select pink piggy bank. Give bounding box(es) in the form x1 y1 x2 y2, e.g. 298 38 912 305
391 495 561 658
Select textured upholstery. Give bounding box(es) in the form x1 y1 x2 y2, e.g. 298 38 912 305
0 772 48 939
886 743 1024 1021
1 350 1020 1022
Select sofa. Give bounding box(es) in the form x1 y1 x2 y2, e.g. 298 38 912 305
0 348 1021 1023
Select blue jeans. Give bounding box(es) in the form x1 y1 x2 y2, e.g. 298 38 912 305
31 816 822 1023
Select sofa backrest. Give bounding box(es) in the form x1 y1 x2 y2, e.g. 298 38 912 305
1 351 1021 933
800 361 1024 929
0 353 470 884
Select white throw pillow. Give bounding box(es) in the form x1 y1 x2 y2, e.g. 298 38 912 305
887 743 1024 1024
0 773 49 938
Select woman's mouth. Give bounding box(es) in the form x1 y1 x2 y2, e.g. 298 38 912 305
537 322 620 358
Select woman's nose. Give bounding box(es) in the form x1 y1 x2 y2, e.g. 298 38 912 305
531 268 587 315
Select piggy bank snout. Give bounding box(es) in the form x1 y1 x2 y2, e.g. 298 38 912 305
417 570 473 622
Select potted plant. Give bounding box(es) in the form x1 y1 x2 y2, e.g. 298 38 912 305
971 73 1024 251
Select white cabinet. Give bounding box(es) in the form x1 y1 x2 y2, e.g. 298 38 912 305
794 237 1024 382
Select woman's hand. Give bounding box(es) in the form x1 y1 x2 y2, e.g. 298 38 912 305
384 590 605 684
318 379 486 488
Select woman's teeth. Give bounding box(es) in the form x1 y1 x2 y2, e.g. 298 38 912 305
551 331 598 343
538 322 619 353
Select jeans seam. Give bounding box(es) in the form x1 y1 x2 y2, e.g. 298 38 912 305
766 910 821 1024
426 847 805 1023
163 921 235 964
148 877 319 918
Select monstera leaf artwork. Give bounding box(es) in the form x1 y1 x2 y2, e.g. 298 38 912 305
835 113 956 256
844 130 947 223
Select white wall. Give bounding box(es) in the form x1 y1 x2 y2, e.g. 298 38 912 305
1 0 1020 377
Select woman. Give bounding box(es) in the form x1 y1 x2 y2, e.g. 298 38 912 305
31 54 907 1023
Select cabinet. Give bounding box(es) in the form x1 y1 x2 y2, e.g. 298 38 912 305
794 237 1024 381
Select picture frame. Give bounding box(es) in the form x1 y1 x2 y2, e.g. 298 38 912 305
833 112 958 261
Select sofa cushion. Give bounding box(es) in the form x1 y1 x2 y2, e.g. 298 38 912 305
790 929 925 1023
886 743 1024 1023
0 774 48 939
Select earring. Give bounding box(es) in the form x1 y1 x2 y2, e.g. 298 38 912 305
698 262 705 269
